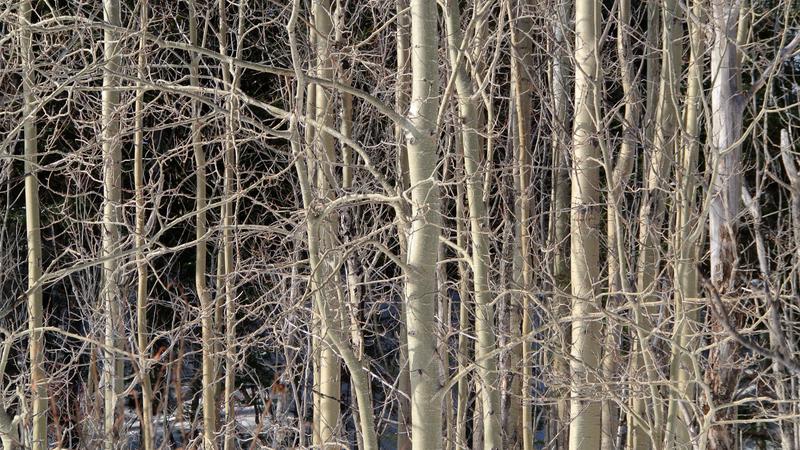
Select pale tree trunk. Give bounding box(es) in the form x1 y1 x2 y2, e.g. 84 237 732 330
0 409 18 450
19 1 45 448
134 3 154 450
102 1 123 448
454 155 471 450
547 1 571 445
601 0 639 445
508 1 533 447
218 1 242 448
630 0 683 445
569 0 602 446
313 0 343 444
704 0 743 445
0 335 19 450
286 2 380 448
395 2 413 449
405 0 443 448
303 12 323 446
187 0 217 447
335 3 368 447
443 2 501 448
775 129 797 450
665 0 703 445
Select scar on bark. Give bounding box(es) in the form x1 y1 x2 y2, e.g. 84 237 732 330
715 225 737 291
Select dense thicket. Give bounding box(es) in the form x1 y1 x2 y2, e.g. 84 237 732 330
1 0 800 449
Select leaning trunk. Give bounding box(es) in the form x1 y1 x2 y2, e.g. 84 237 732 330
443 2 501 448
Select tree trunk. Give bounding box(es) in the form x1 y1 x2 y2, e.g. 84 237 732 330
443 2 501 448
602 0 639 445
312 0 344 445
19 1 46 448
705 0 743 445
405 1 443 448
134 3 154 450
774 130 796 450
568 0 602 446
548 2 571 446
218 1 242 448
508 1 533 447
454 156 472 450
187 0 217 447
665 0 703 445
630 0 683 445
395 2 413 449
101 1 123 448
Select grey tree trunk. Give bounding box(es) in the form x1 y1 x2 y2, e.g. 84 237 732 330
395 2 413 449
405 1 443 448
314 1 344 444
218 2 242 449
630 0 683 445
443 2 501 448
601 0 639 445
101 1 123 448
508 1 533 447
664 0 703 445
186 0 217 447
548 2 571 446
19 1 46 448
134 3 154 449
705 0 743 446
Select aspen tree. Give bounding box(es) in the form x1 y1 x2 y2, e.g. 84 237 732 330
285 2 379 448
19 1 46 448
777 130 798 450
705 0 743 445
548 1 571 445
395 2 413 448
311 0 344 444
405 0 443 448
664 0 703 444
601 0 639 444
217 1 244 448
454 155 472 450
630 0 683 444
101 0 123 447
134 3 154 449
569 0 602 446
186 0 217 447
507 1 534 447
443 2 501 449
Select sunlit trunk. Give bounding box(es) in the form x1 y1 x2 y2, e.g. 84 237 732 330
568 0 602 446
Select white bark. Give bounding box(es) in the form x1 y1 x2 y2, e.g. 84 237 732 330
101 0 123 447
569 0 602 446
705 0 743 446
405 1 443 448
